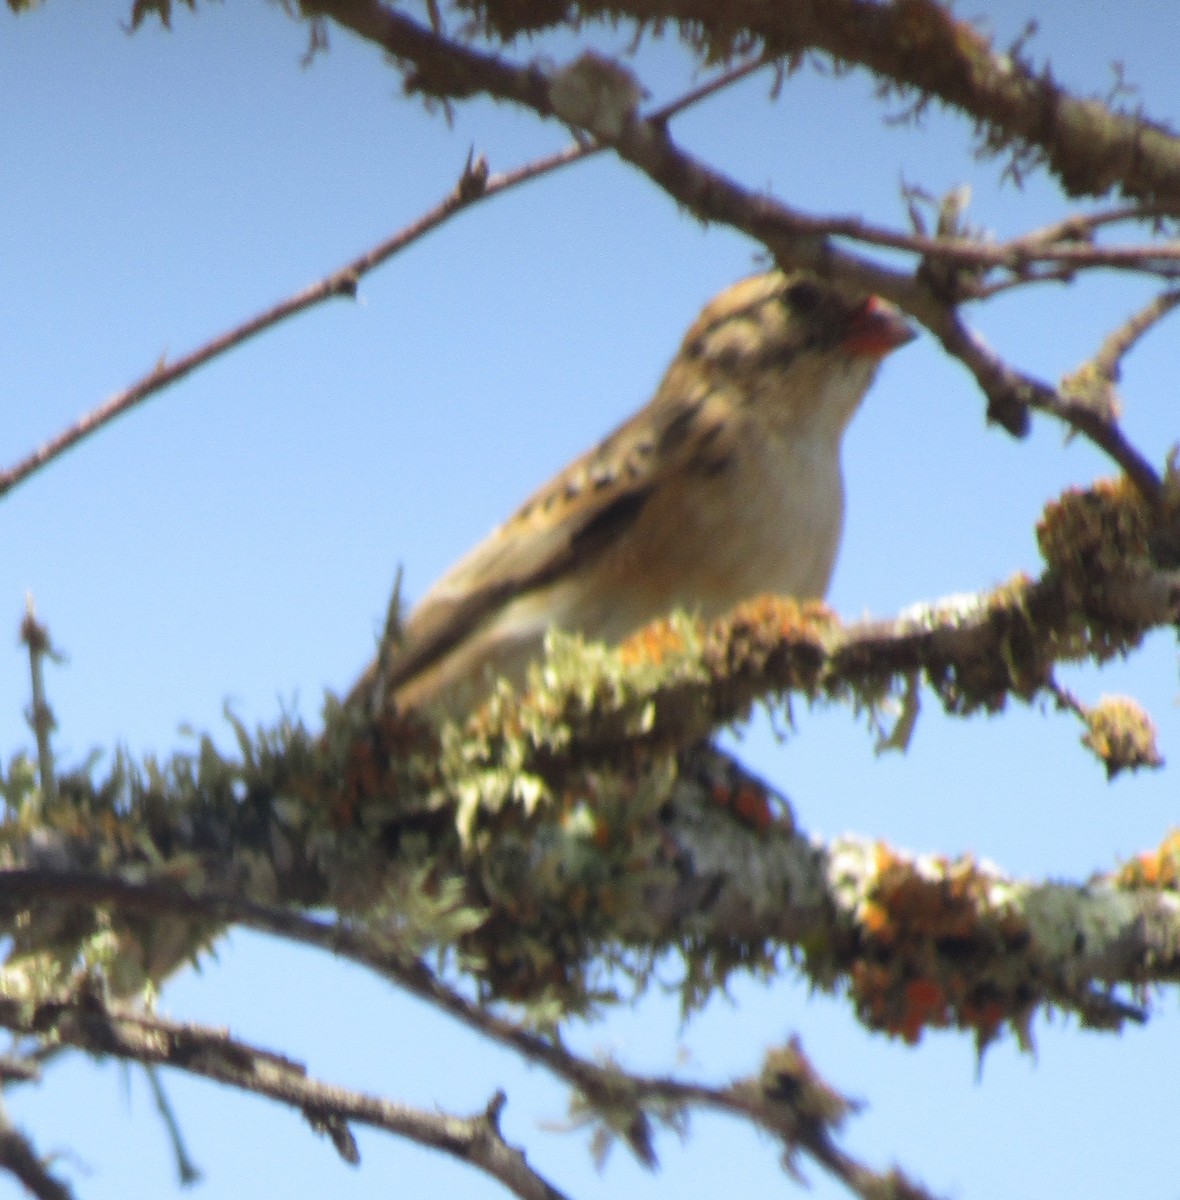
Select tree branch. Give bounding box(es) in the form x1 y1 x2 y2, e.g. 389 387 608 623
0 991 569 1200
0 51 766 502
384 0 1180 206
0 861 942 1198
307 0 1174 502
1 479 1173 1020
0 1103 73 1200
0 151 535 498
0 755 1174 1097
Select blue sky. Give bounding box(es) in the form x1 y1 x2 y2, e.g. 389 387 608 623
2 3 1179 1198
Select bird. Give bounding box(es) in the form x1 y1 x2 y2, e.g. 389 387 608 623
351 269 915 720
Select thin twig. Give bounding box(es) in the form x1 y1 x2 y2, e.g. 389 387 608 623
144 1065 203 1186
0 54 767 502
1013 204 1180 247
18 597 57 805
0 995 569 1200
1090 289 1180 383
0 867 935 1200
1057 288 1180 440
931 307 1164 501
0 153 530 498
0 1099 73 1200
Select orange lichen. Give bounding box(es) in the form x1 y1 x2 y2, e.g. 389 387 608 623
845 847 1033 1044
897 978 948 1043
718 595 835 642
1115 829 1180 890
618 618 690 666
871 855 988 942
709 779 775 832
860 899 893 939
700 595 835 683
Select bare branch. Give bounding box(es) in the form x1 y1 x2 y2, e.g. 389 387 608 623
0 865 942 1199
145 1065 203 1186
9 7 1177 507
0 994 570 1200
0 1102 73 1200
0 152 553 499
0 52 766 502
1066 289 1180 406
930 307 1165 501
1097 289 1180 375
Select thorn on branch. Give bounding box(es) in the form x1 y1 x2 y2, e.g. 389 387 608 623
1105 60 1140 109
300 17 330 69
456 147 490 202
483 1089 507 1129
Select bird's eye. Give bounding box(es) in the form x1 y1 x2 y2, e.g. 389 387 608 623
784 280 822 314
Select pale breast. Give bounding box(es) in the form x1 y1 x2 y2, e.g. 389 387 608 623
576 419 845 634
480 409 847 658
396 360 869 715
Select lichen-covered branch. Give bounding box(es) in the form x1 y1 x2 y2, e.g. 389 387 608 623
1 474 1178 1048
0 477 1176 1003
311 0 1180 206
5 796 1179 1189
435 477 1176 797
3 727 1178 1062
0 865 943 1200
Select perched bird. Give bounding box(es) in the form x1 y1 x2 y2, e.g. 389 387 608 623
353 269 914 719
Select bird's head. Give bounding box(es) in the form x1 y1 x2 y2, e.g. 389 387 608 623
678 269 916 435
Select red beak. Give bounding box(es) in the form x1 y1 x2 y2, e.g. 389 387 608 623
842 295 916 359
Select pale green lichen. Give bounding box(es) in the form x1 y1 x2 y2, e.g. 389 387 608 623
1023 881 1143 968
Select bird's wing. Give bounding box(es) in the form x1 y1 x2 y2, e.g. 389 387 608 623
382 377 728 692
